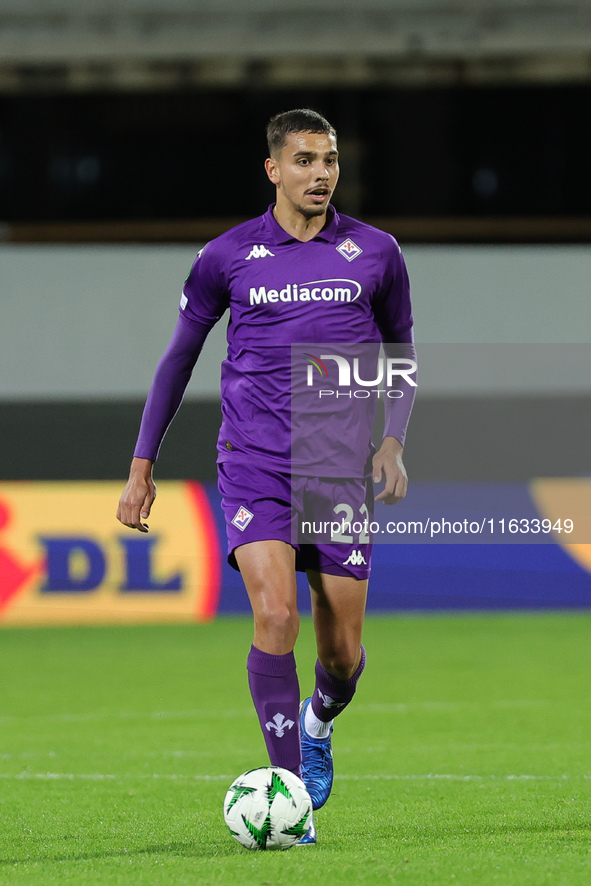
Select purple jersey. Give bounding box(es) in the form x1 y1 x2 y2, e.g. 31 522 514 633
177 204 414 476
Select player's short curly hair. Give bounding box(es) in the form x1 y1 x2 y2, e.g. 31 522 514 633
266 109 336 157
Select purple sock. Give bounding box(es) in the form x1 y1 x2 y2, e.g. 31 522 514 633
311 644 367 723
247 645 302 777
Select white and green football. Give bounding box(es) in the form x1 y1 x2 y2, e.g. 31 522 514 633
223 766 312 850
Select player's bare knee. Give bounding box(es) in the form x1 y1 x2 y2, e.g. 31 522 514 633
320 645 360 681
255 604 300 645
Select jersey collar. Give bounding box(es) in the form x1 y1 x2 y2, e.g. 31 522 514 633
264 203 339 245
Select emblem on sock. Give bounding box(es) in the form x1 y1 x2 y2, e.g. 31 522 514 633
265 713 295 738
318 689 346 710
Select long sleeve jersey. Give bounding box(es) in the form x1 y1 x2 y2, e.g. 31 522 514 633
134 204 416 478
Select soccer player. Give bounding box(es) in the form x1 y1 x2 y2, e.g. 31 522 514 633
117 109 415 845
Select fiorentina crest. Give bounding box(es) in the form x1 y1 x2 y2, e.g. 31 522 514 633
336 238 363 261
231 505 254 531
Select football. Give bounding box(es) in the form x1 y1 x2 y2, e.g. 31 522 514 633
223 766 313 850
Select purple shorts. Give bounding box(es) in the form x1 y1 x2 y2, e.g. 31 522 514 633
218 460 373 580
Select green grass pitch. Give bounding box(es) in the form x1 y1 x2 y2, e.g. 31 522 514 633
1 613 591 885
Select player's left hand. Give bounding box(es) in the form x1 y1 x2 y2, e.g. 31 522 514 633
373 436 408 504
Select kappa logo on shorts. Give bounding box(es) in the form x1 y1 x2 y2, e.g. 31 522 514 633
343 549 367 566
336 238 363 262
245 245 275 260
231 505 254 531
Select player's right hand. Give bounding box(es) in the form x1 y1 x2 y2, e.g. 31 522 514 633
116 458 156 532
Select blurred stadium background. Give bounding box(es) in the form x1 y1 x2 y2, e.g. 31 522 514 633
2 0 591 624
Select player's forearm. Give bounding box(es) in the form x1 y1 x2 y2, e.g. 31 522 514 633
383 386 416 446
128 455 154 478
378 435 403 453
133 316 209 461
133 361 192 461
382 341 417 446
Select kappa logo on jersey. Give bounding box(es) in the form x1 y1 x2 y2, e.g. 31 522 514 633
245 245 275 260
336 238 363 262
343 549 367 566
249 278 361 306
231 505 254 531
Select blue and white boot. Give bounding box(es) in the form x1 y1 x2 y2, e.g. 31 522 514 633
299 697 334 811
296 809 317 846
